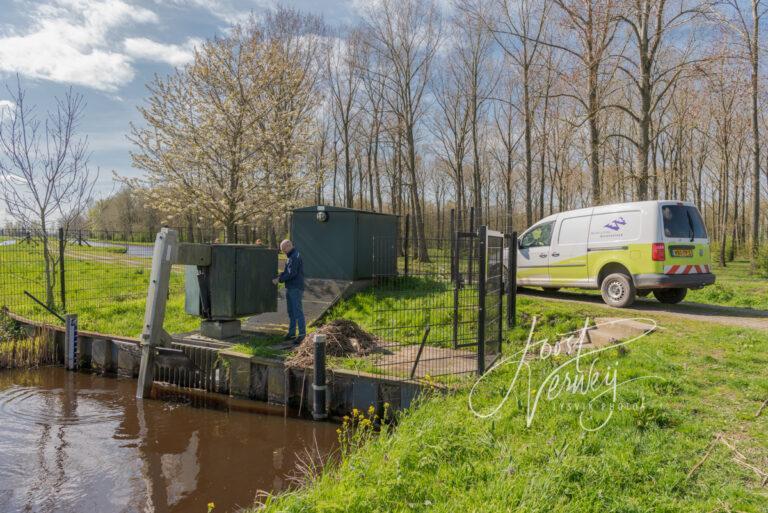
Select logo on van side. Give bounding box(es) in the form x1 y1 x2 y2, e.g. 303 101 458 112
604 217 627 231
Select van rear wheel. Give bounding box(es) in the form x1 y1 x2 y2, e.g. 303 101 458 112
653 288 687 304
600 273 636 308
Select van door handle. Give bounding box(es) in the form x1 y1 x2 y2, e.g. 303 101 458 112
551 252 560 257
539 254 547 258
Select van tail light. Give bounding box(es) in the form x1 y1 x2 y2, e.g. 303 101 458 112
652 243 666 261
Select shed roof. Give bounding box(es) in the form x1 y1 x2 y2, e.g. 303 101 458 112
292 205 399 217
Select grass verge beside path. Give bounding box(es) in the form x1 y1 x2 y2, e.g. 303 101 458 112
687 260 768 310
254 296 768 512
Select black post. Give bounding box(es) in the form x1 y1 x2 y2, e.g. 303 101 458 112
403 214 410 276
507 231 518 328
312 334 327 420
468 207 475 285
449 209 456 283
451 209 460 349
58 227 66 312
477 225 487 374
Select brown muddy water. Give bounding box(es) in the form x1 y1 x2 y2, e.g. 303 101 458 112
0 367 338 513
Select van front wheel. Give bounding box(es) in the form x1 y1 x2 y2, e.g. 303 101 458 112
600 273 636 308
653 288 687 304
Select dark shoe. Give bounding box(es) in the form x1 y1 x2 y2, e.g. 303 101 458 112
283 334 296 341
293 335 306 345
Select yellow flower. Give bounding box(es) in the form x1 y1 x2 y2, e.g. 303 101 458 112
352 408 359 417
207 502 215 512
368 405 375 415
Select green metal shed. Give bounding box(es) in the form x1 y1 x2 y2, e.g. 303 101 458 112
291 206 398 280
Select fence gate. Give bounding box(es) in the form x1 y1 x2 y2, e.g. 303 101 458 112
477 227 504 373
370 217 510 382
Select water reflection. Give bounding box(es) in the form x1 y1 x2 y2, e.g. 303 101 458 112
0 368 337 513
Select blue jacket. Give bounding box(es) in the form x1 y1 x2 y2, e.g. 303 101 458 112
278 248 304 289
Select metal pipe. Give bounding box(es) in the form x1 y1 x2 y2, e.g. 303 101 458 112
312 334 327 420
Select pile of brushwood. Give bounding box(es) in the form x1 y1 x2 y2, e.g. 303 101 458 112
286 319 379 368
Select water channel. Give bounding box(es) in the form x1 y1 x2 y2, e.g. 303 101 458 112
0 367 338 513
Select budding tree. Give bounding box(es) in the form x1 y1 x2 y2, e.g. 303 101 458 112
130 20 319 241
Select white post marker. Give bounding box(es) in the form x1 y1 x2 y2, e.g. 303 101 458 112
65 314 78 370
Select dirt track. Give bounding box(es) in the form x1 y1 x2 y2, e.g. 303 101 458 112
519 288 768 330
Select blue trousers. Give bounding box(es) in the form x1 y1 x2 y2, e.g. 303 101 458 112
286 288 306 337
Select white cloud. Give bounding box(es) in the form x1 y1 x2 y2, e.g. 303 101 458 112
0 0 159 91
123 37 200 66
159 0 274 25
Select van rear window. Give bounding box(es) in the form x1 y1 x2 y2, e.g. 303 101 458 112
662 205 707 239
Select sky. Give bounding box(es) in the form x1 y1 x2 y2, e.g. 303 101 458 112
0 0 359 222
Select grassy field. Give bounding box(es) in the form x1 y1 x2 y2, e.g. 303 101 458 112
686 260 768 310
0 242 200 336
255 296 768 512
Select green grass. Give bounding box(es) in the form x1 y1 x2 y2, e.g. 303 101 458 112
0 243 199 337
686 260 768 310
255 297 768 512
555 258 768 311
231 335 287 358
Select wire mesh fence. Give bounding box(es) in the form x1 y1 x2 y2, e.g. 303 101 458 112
0 226 271 336
367 219 515 383
1 208 517 383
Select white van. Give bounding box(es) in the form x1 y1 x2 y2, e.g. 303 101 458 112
509 200 715 307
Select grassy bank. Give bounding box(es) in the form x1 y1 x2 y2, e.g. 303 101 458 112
255 296 768 512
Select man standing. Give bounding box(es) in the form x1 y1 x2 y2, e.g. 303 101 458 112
273 239 305 343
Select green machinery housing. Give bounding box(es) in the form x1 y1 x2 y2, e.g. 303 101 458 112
185 245 278 337
291 206 398 280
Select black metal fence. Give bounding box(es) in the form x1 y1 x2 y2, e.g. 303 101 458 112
367 210 517 382
0 226 270 335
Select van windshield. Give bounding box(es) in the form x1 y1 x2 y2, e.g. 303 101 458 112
661 205 707 240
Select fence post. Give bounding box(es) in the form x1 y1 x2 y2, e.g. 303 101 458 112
468 207 475 285
58 227 66 312
507 231 518 328
403 214 410 276
449 209 456 283
477 225 487 374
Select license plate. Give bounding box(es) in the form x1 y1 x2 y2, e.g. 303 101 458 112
671 249 693 257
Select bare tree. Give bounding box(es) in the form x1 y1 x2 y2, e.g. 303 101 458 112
362 0 441 260
431 51 471 221
614 0 708 200
484 0 550 226
0 77 97 309
328 30 364 208
720 0 766 271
